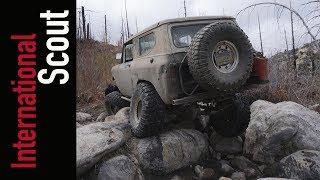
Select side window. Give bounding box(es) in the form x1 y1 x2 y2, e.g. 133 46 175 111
139 33 156 55
123 43 134 63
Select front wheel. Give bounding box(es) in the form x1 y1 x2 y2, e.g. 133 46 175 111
130 82 166 138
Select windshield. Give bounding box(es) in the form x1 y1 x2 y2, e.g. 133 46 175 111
171 24 207 48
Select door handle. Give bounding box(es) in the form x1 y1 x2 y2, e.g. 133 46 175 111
150 58 154 63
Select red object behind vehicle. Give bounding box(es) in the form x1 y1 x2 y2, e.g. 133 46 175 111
252 57 269 81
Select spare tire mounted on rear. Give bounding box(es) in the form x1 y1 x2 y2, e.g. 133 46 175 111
188 22 253 94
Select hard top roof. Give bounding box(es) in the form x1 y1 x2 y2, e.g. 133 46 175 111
125 16 235 43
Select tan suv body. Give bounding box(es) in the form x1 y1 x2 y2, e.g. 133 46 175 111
112 16 236 104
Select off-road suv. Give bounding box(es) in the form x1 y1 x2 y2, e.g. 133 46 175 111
106 16 268 138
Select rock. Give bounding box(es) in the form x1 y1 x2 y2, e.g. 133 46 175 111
76 122 82 128
243 168 257 179
96 112 108 122
211 151 222 160
129 129 209 174
76 112 93 123
103 108 130 129
226 155 235 159
230 156 261 178
220 160 234 175
210 132 243 154
309 104 320 112
114 107 130 124
195 165 216 179
77 122 125 175
105 115 115 122
263 163 281 177
195 165 203 175
230 156 258 171
219 177 232 180
171 175 184 180
258 165 267 172
104 110 130 131
199 168 215 180
277 150 320 180
98 155 144 180
244 100 320 164
231 171 246 180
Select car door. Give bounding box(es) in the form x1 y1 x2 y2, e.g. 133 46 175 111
116 43 134 97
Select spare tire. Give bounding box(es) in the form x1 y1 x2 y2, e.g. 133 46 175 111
188 22 253 95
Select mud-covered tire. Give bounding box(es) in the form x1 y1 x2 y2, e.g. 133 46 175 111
188 22 253 95
210 95 250 137
130 82 166 138
105 91 130 114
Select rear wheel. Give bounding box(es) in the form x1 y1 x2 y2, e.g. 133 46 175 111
210 95 250 137
130 82 166 138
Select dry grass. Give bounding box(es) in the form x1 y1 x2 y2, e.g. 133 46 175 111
242 49 320 113
77 40 120 104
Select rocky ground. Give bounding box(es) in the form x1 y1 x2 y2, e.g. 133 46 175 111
76 98 320 180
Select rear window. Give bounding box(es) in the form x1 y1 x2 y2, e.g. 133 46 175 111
171 24 207 48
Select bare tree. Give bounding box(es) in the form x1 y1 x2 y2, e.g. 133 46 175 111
237 2 320 50
124 0 130 38
284 28 289 52
289 1 296 60
304 0 320 40
81 6 86 39
121 11 125 44
104 14 108 43
183 0 187 17
258 14 264 55
135 17 139 33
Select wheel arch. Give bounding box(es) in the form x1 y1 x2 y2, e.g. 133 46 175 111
134 79 171 104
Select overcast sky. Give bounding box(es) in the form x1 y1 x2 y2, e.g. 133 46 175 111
76 0 320 56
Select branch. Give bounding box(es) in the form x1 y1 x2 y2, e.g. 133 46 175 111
302 0 320 6
306 8 320 18
315 27 320 37
237 2 320 50
307 14 320 23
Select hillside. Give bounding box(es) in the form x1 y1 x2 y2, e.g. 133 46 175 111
77 40 121 104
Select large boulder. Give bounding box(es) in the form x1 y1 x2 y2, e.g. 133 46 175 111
77 122 125 175
104 107 130 128
244 100 320 164
76 112 93 123
114 107 130 124
102 108 131 133
210 132 243 154
98 155 144 180
230 171 246 180
129 129 209 175
277 150 320 180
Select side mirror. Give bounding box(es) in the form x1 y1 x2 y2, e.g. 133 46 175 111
116 53 122 61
